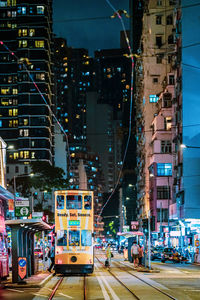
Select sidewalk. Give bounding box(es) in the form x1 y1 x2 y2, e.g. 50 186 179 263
2 271 53 289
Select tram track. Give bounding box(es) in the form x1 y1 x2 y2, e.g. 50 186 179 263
95 256 140 299
48 274 87 300
95 256 177 300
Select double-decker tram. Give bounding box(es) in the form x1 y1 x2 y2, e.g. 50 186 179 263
54 190 94 274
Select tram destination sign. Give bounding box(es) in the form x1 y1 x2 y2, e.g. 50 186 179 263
15 198 30 217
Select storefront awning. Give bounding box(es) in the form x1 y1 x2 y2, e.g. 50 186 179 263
117 231 144 238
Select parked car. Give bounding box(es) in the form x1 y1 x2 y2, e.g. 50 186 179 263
151 247 164 260
34 248 43 259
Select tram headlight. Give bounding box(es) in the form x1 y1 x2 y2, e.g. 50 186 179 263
71 256 77 263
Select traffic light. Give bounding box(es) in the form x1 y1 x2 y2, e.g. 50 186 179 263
142 218 148 229
33 192 38 200
150 216 156 231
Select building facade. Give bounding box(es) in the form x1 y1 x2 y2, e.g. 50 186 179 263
0 0 54 184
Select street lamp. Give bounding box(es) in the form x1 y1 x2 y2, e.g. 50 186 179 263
180 144 200 149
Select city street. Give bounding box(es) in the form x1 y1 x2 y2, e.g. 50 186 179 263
1 251 200 300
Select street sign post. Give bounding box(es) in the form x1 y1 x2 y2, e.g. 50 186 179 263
18 257 27 280
15 198 30 217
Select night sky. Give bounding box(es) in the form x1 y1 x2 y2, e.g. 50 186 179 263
53 0 129 56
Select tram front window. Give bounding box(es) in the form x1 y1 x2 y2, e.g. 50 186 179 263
69 230 80 246
66 195 82 209
57 230 67 246
81 230 92 246
84 195 91 210
57 195 64 210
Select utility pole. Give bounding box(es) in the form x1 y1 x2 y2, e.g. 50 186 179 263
167 176 170 247
148 210 151 270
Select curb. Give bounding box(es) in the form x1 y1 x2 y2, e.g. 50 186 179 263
137 268 160 273
3 273 53 289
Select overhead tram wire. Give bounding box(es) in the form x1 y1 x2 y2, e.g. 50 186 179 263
0 41 72 171
99 0 134 217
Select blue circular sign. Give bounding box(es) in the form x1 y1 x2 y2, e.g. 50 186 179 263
19 258 26 267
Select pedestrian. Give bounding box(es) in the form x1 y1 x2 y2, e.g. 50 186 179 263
45 246 50 269
131 241 139 267
48 242 55 273
138 245 144 266
106 243 112 267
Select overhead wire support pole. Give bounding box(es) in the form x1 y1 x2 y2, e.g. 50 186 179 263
148 210 151 270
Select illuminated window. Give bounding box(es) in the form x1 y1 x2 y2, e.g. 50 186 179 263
0 1 7 7
9 120 12 127
24 119 28 125
36 73 45 80
13 152 19 159
149 95 159 103
31 152 35 159
18 29 27 36
29 29 35 36
157 163 172 176
17 6 26 14
37 6 44 14
12 11 16 17
12 88 18 95
20 151 23 158
13 109 18 116
164 117 172 130
24 151 29 158
76 114 80 119
35 40 44 48
9 109 13 116
19 40 27 48
24 129 29 136
1 88 9 95
13 120 18 127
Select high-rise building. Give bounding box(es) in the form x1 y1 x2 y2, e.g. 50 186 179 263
172 0 200 242
0 1 54 183
135 0 176 225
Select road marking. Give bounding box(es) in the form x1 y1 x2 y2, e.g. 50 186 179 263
100 272 121 300
32 293 48 298
95 263 120 300
7 288 24 293
95 263 110 300
40 273 53 286
58 292 73 298
184 289 200 292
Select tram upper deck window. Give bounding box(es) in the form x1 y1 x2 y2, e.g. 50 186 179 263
81 230 92 246
69 230 80 246
57 195 64 209
57 230 67 246
66 195 82 209
84 195 91 210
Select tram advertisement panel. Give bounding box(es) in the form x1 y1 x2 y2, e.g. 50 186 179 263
54 190 94 273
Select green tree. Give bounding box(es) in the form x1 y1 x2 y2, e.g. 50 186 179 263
29 161 69 192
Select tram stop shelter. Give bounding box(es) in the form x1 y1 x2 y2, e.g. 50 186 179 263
5 219 52 283
117 231 144 262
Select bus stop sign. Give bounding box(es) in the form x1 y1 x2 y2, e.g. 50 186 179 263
18 257 27 280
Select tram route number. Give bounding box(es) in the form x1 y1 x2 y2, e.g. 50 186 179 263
18 257 27 280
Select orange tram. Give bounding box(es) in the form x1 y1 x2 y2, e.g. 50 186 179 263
54 190 94 274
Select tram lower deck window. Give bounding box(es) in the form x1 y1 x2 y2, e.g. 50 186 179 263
66 195 82 209
57 230 67 246
81 230 92 246
69 230 80 246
